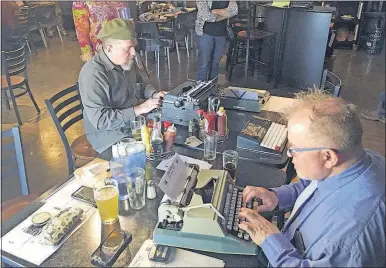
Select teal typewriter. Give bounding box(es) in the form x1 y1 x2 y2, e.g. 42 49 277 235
153 165 260 255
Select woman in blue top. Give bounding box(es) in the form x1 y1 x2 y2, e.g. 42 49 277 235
195 0 237 81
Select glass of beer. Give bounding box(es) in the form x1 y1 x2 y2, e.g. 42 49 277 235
131 115 146 141
94 179 119 224
223 150 238 182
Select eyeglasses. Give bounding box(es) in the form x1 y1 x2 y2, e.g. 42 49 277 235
287 147 339 157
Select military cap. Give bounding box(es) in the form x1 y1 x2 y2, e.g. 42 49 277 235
97 18 136 40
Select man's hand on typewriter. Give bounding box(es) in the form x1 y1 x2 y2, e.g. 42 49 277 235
238 208 280 246
152 91 167 99
242 186 279 213
134 98 162 115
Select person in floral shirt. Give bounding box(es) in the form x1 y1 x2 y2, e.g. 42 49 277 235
72 1 128 62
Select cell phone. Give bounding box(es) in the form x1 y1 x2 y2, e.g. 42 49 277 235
91 229 132 267
148 244 172 263
71 186 97 207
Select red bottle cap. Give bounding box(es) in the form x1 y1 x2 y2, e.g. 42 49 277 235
163 121 172 129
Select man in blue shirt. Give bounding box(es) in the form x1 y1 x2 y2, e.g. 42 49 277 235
239 91 385 267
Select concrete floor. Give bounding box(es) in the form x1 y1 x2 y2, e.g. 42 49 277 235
1 31 385 202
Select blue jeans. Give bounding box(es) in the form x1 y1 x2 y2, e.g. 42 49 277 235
376 92 385 119
197 34 226 81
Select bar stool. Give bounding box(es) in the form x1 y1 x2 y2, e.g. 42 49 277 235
228 29 276 84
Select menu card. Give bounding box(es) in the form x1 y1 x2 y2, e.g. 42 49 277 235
1 179 96 265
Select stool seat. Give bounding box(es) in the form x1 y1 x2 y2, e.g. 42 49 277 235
70 134 98 160
1 75 25 89
237 29 275 40
1 194 39 223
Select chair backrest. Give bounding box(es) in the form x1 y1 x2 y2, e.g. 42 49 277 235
136 21 160 40
184 11 197 29
321 69 342 97
1 126 29 196
20 5 39 17
45 84 83 175
13 13 30 36
16 6 40 31
136 22 163 52
1 44 28 83
37 3 57 21
175 12 188 28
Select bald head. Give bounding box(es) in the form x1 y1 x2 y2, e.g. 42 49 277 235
286 90 363 150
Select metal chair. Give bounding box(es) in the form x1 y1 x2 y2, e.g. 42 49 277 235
321 69 342 97
36 3 63 45
174 12 191 63
185 11 197 49
159 13 191 64
45 84 98 175
19 5 48 49
1 44 41 126
12 13 33 54
136 22 173 77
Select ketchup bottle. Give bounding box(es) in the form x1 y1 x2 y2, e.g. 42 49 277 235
203 111 216 133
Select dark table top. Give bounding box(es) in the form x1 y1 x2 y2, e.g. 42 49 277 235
174 109 289 169
1 109 290 267
1 147 286 267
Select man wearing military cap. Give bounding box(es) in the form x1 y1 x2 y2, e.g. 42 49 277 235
78 19 166 155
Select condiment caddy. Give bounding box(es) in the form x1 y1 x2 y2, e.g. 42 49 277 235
142 117 176 161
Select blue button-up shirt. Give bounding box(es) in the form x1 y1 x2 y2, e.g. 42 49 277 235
262 150 385 267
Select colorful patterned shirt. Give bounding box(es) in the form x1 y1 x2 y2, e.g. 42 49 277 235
72 1 127 58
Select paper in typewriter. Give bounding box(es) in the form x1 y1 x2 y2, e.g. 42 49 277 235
159 154 189 201
129 239 225 267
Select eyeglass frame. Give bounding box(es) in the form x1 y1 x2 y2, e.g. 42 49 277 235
287 147 339 157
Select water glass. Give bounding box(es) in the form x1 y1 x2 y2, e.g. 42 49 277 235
127 167 146 210
117 7 131 19
223 150 238 182
131 115 146 141
204 130 217 161
94 179 119 224
125 142 146 170
112 138 136 158
110 158 130 201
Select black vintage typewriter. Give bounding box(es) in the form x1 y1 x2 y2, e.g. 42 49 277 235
222 183 262 242
237 116 288 158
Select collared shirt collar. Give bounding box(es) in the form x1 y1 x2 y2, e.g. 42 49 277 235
98 48 116 72
317 150 371 192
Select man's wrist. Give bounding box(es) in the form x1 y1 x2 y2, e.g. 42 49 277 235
134 105 142 116
268 189 279 211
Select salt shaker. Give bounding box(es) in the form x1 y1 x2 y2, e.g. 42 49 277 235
147 180 156 199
